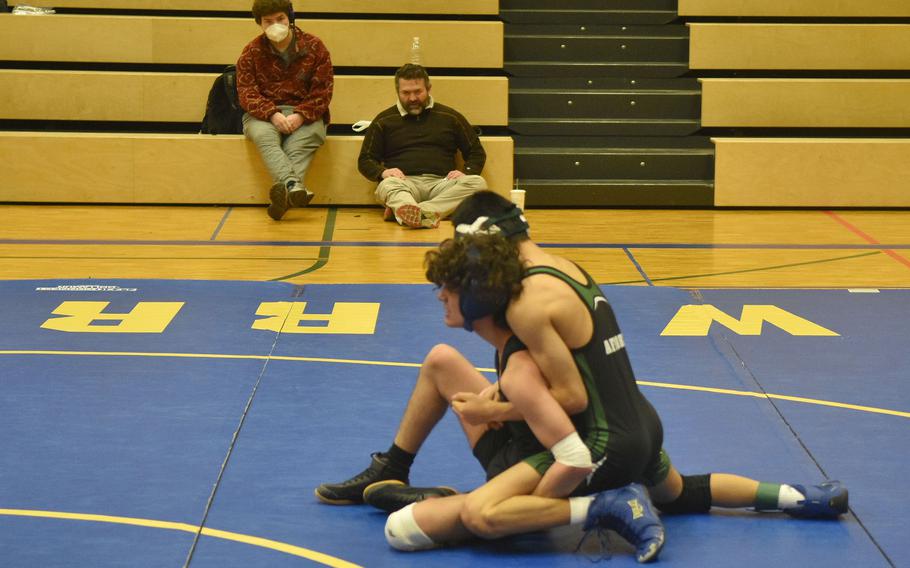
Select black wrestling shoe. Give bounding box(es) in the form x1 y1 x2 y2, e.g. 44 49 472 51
363 479 458 513
315 453 408 505
267 181 289 220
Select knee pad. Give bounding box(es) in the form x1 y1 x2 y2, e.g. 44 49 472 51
385 503 436 551
656 474 712 515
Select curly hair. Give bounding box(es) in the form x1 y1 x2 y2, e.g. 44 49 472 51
425 234 526 328
252 0 292 24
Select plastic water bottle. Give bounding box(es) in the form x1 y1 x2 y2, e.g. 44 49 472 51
409 36 422 65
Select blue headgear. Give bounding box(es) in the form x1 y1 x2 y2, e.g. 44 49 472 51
458 246 503 332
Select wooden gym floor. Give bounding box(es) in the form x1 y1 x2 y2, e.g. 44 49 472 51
1 204 909 287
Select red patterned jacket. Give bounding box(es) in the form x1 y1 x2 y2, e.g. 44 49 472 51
236 26 333 124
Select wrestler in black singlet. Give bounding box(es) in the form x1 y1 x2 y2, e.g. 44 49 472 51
472 265 671 494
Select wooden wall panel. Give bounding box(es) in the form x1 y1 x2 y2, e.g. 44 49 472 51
0 133 513 205
11 0 499 15
0 71 509 126
680 0 910 17
701 79 910 127
689 24 910 70
0 14 503 68
713 138 910 207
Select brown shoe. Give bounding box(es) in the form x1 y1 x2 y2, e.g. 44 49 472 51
288 187 315 208
267 181 289 220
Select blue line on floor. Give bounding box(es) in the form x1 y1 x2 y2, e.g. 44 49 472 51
623 247 654 286
210 208 233 241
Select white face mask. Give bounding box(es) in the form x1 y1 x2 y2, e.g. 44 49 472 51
265 23 290 43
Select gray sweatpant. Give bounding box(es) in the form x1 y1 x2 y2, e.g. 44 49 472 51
243 105 326 189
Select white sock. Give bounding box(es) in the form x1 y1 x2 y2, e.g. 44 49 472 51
777 484 805 509
569 495 596 525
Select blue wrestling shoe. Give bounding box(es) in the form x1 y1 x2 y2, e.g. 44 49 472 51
785 480 849 519
583 483 665 563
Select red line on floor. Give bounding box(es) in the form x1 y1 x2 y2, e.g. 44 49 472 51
824 211 910 269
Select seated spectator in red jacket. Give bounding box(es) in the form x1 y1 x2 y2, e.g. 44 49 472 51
237 0 333 221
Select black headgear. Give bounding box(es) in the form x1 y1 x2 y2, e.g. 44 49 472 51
454 204 530 240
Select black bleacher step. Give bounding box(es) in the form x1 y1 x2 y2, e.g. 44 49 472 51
514 146 713 180
513 134 713 149
505 61 688 78
505 23 685 36
510 88 699 119
521 180 715 207
509 77 700 90
509 117 700 136
502 0 677 8
501 9 678 25
505 33 688 63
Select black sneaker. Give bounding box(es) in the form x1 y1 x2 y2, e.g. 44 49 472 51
315 453 408 505
267 181 289 220
363 480 458 513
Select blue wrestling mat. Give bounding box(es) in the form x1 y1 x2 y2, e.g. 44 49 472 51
0 280 906 567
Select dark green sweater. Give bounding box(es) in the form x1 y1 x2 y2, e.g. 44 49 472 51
358 102 486 181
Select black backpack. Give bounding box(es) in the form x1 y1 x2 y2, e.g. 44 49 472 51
200 65 244 135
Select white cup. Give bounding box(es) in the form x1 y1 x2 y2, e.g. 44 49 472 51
510 189 526 210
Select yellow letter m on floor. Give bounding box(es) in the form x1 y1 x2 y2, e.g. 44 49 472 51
660 305 839 337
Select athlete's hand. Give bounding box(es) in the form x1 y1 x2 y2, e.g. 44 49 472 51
451 388 502 428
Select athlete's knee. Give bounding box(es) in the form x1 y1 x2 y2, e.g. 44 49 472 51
459 494 503 539
654 474 712 515
423 343 462 372
385 503 436 551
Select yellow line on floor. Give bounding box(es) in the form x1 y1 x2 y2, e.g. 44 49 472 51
637 381 910 419
0 508 362 568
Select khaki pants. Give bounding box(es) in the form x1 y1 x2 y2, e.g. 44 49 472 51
376 174 488 221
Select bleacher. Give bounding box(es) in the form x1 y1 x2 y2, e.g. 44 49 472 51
3 0 910 207
682 0 910 207
0 1 512 205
